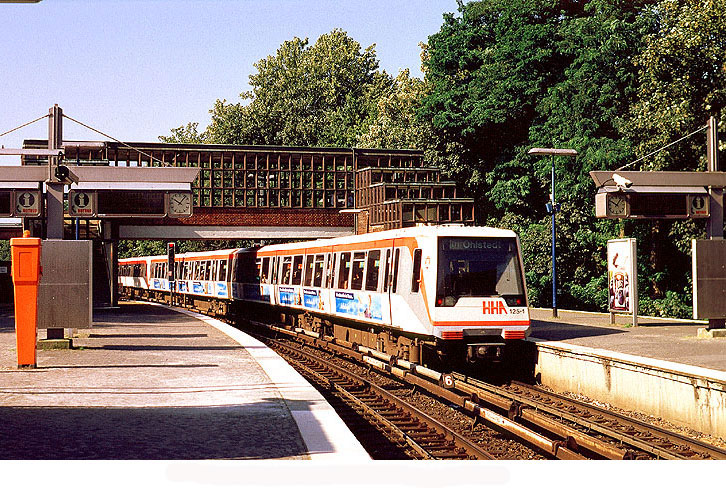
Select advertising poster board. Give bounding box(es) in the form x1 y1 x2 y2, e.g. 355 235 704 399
607 238 638 326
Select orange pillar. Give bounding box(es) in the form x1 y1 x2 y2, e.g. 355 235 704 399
10 231 42 368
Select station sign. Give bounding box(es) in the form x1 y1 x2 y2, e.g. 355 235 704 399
66 190 193 218
68 190 96 217
15 190 42 217
0 189 43 218
595 189 710 219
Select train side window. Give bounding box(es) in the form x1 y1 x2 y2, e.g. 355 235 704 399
351 252 365 291
303 255 314 287
261 257 270 283
201 261 208 281
392 248 400 293
281 256 292 284
365 250 381 291
383 249 391 292
411 249 422 293
271 256 278 284
325 253 335 288
338 252 351 289
292 255 303 285
313 254 325 288
219 260 228 282
210 261 218 282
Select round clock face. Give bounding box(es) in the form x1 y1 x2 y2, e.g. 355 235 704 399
169 192 192 215
607 194 627 216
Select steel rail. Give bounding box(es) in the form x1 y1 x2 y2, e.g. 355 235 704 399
270 339 495 460
509 380 726 460
455 374 726 460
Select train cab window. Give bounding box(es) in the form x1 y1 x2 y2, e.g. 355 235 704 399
292 255 303 285
411 249 422 293
338 252 351 289
351 252 365 291
313 254 325 288
325 253 335 288
303 255 315 287
281 256 292 284
365 250 381 291
392 248 401 293
261 257 270 283
219 260 228 281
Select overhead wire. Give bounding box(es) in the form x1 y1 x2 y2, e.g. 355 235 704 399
615 125 708 171
0 114 49 140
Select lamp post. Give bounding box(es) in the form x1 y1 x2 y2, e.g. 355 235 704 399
528 147 578 318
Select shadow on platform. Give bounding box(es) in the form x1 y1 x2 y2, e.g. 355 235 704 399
0 399 317 459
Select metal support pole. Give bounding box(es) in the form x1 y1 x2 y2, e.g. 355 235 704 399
46 105 65 340
551 155 558 318
47 105 64 241
706 115 725 329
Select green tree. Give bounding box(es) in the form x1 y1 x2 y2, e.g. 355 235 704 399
358 69 433 149
626 0 726 172
159 122 207 144
421 0 657 310
203 29 393 147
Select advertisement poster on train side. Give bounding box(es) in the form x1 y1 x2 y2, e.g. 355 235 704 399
303 289 324 310
335 291 383 321
607 238 638 322
279 286 300 306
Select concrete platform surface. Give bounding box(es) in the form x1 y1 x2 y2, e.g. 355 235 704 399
0 301 369 460
529 308 725 372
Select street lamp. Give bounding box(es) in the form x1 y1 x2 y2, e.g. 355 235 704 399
527 147 578 318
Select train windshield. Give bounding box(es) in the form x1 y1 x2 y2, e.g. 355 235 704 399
437 237 525 306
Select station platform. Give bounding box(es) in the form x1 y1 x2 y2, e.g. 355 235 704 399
529 308 725 372
528 308 726 440
0 301 370 460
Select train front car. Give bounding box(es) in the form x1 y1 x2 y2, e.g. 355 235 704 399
428 227 530 364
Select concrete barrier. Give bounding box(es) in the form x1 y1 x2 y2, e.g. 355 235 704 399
531 338 726 439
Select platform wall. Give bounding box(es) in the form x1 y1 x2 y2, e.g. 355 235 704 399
532 339 726 439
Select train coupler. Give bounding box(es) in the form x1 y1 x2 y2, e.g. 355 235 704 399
466 342 505 362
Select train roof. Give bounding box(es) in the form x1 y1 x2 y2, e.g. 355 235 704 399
119 225 519 262
255 224 518 253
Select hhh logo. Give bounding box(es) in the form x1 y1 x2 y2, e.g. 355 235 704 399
482 299 508 315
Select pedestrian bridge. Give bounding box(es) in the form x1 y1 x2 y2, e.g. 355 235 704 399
21 140 475 240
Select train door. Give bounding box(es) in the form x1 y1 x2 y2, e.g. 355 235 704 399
323 248 335 315
389 240 429 335
382 246 395 326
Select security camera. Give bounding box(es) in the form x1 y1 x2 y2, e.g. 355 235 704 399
613 173 633 189
54 165 80 184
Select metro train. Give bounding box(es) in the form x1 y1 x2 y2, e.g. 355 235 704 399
118 225 530 366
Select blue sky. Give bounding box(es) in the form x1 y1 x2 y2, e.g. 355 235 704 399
0 0 458 157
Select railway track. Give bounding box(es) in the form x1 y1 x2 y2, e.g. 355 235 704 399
255 321 726 461
270 338 495 460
